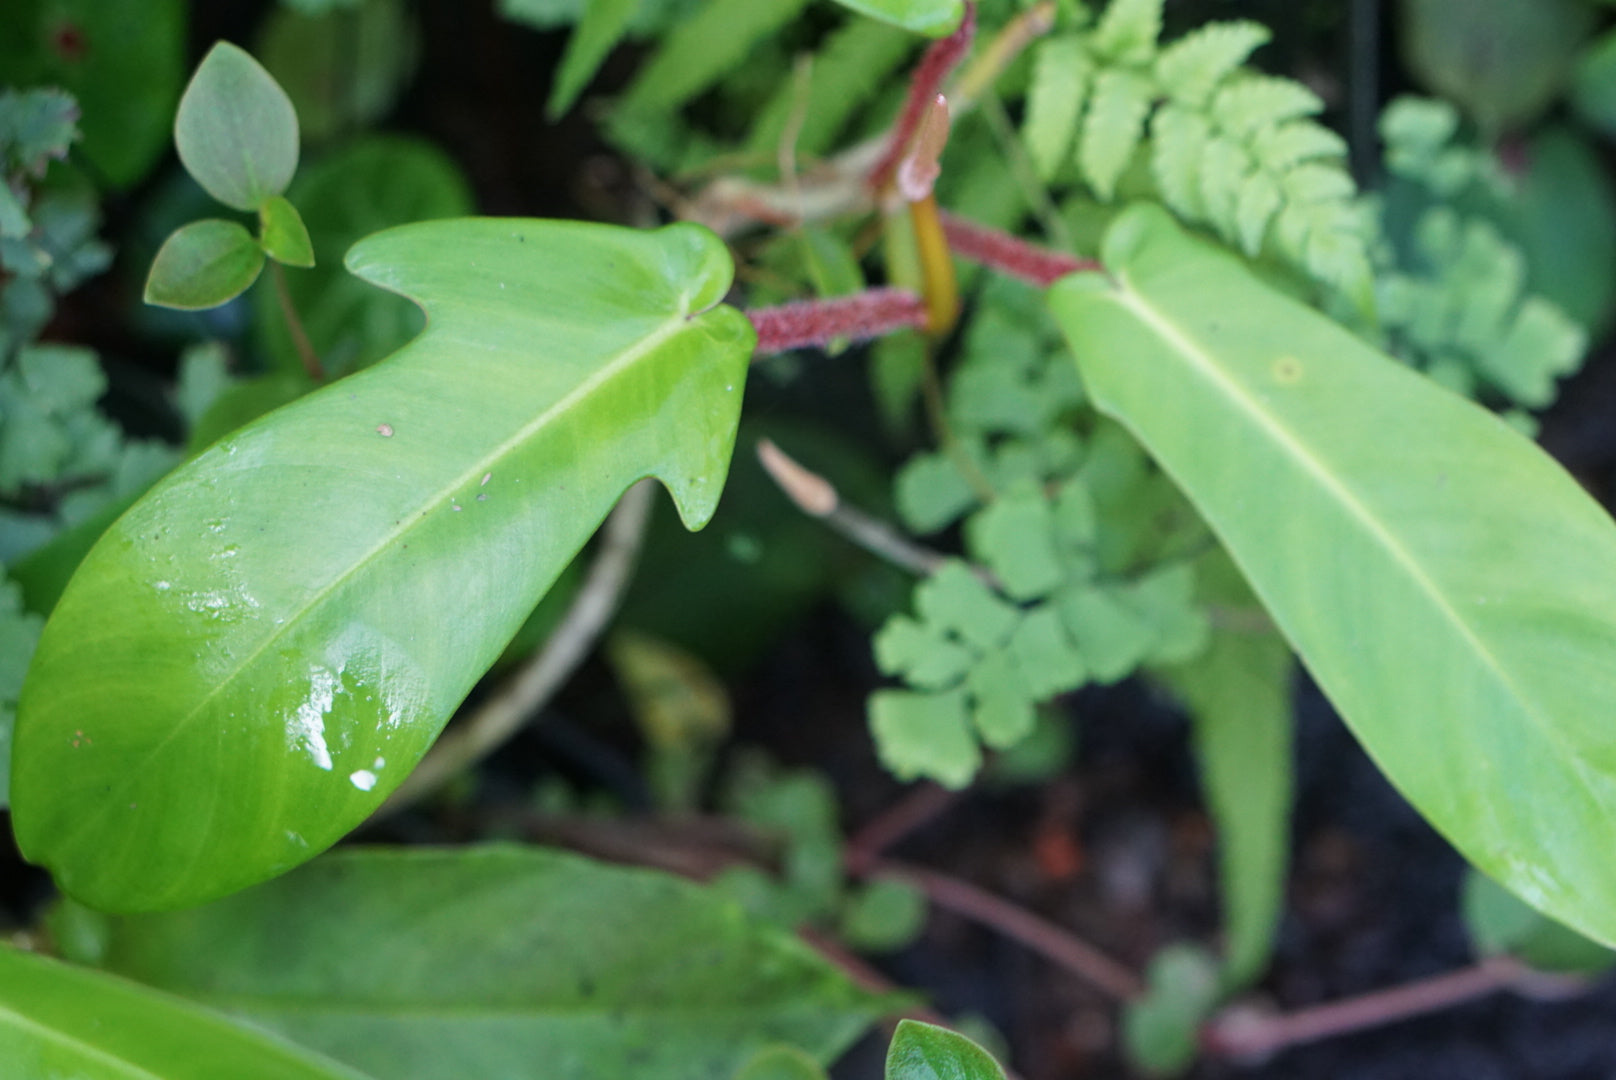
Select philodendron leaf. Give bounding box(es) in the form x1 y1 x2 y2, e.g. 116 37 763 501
65 846 889 1080
1049 203 1616 947
15 219 753 912
825 0 963 37
1462 867 1616 975
260 195 315 267
144 218 266 310
885 1020 1007 1080
175 42 300 211
0 944 369 1080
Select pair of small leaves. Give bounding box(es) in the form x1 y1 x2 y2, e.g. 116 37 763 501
145 43 314 312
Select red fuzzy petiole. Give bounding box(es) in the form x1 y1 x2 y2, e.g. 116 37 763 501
747 288 929 354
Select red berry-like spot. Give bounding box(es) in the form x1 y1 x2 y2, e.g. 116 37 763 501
52 21 87 62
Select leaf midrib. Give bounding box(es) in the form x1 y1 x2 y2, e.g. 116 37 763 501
0 1002 168 1080
57 312 693 862
1106 283 1597 809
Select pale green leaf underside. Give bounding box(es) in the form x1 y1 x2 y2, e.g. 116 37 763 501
15 219 754 912
0 945 367 1080
80 846 887 1080
1049 204 1616 948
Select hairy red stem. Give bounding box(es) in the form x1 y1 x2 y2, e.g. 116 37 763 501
868 3 977 192
939 210 1099 286
747 288 929 353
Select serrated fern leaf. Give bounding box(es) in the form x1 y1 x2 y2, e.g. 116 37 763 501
1280 162 1357 205
1480 298 1586 409
1251 121 1347 172
1024 35 1094 182
1150 105 1212 221
1235 170 1282 256
1079 69 1154 201
1154 20 1270 108
1211 75 1322 139
1091 0 1163 64
1198 136 1252 239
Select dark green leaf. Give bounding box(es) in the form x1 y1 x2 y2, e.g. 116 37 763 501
75 846 888 1080
259 195 314 267
15 219 753 912
885 1020 1008 1080
0 944 369 1080
1509 127 1616 337
839 878 926 953
143 218 266 311
251 135 474 377
1572 29 1616 137
547 0 638 118
1050 203 1616 948
175 42 300 212
0 0 185 186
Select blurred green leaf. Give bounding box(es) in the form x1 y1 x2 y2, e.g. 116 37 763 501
73 846 888 1080
966 647 1036 749
874 615 975 689
0 87 79 175
186 372 318 452
827 0 963 37
548 0 638 118
839 877 926 953
733 1045 831 1080
885 1020 1008 1080
143 218 265 311
617 0 810 117
915 561 1018 652
0 574 44 808
1399 0 1594 135
896 452 978 534
1463 868 1616 975
1121 945 1221 1077
259 195 314 267
0 0 184 186
258 0 419 143
0 944 369 1080
1509 126 1616 337
965 481 1063 601
251 136 473 377
1158 552 1292 989
1572 29 1616 136
176 42 300 212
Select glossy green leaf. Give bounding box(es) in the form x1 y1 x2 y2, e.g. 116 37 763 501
1157 552 1293 989
547 0 637 118
15 218 753 912
252 136 474 377
0 944 369 1080
0 0 185 186
1120 945 1220 1077
885 1020 1007 1080
1049 203 1616 947
176 42 300 212
143 218 266 311
260 195 315 267
824 0 962 37
70 846 888 1080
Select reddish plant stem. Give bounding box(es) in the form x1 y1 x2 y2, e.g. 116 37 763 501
844 783 962 875
939 209 1100 286
747 287 929 354
868 857 1145 1002
1203 956 1578 1062
868 3 978 192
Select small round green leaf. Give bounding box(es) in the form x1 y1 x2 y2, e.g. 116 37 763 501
885 1020 1008 1080
176 42 300 212
143 219 266 311
1121 945 1221 1077
258 195 314 268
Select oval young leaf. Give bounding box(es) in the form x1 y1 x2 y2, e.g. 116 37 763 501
1049 203 1616 947
143 218 266 311
259 194 315 267
65 845 890 1080
14 219 754 912
0 944 368 1080
825 0 963 38
175 41 300 211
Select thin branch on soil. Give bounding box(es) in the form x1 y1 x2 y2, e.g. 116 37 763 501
1203 956 1591 1062
271 261 324 381
844 783 963 875
375 479 656 817
747 289 930 354
868 857 1145 1002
